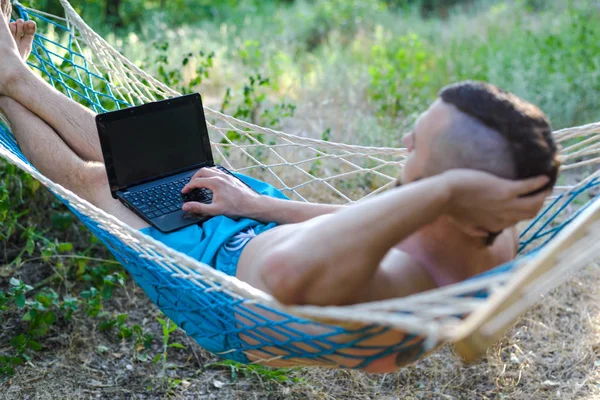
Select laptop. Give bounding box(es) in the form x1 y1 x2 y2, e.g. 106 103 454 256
96 93 249 233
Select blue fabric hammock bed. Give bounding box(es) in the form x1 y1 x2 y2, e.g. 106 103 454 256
1 0 599 369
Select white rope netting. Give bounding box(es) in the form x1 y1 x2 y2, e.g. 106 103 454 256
1 0 599 342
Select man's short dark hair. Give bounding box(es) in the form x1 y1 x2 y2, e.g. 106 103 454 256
439 81 560 195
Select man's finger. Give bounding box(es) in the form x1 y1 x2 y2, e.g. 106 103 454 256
207 166 227 175
191 167 221 181
511 175 551 197
182 177 218 193
182 201 216 215
512 190 550 214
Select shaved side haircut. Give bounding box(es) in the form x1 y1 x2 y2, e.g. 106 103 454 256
424 107 517 180
437 81 559 193
427 81 559 244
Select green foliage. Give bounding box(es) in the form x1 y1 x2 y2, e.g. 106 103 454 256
154 316 186 390
364 1 600 129
146 39 297 165
0 280 61 374
0 166 151 377
368 33 439 121
29 0 296 30
146 41 215 95
208 359 303 387
221 73 296 128
154 317 185 365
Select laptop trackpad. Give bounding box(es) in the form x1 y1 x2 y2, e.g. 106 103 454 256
152 210 207 233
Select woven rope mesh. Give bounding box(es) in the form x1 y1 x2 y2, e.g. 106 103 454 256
0 0 598 368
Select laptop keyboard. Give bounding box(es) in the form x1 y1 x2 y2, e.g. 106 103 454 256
122 165 235 220
123 176 213 219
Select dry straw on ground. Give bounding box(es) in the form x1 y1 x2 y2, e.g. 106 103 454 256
1 259 598 399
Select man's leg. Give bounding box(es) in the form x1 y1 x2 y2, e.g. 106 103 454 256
1 0 9 23
0 15 102 163
0 96 148 230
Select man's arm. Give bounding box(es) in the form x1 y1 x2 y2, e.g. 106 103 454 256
240 170 550 305
243 196 343 224
183 167 551 233
182 167 343 224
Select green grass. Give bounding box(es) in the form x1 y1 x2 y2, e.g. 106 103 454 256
99 0 600 142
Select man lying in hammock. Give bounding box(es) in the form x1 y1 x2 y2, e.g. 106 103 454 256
0 9 558 371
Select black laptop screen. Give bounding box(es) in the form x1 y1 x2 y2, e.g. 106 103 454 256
100 98 211 189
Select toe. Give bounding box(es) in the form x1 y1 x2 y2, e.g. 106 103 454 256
24 20 35 36
15 18 23 39
9 21 15 38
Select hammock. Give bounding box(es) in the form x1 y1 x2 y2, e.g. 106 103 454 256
1 0 599 369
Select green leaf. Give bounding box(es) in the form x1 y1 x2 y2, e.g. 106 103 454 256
102 286 113 300
10 334 26 349
57 242 73 253
119 326 132 339
15 293 26 308
27 340 42 351
11 356 24 366
29 179 40 194
43 311 56 325
168 343 186 349
99 320 116 332
21 310 34 322
143 334 153 349
41 247 53 261
117 314 127 325
153 354 162 364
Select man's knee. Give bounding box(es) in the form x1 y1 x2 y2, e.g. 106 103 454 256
259 244 312 305
260 248 294 300
75 162 110 203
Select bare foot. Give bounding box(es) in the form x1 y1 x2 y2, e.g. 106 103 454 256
9 19 36 60
0 15 28 95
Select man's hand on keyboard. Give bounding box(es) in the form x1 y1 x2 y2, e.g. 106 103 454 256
181 167 262 219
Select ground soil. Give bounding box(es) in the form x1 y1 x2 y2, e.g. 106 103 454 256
1 248 599 399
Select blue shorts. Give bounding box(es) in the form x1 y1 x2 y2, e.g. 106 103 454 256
139 173 287 277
